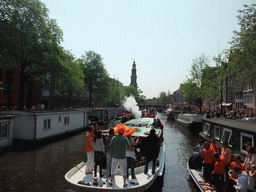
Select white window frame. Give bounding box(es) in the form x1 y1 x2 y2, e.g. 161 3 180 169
203 123 210 135
214 125 221 140
43 119 51 130
221 128 232 145
240 133 254 155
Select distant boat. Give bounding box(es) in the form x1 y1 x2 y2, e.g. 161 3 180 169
65 117 165 192
176 113 202 135
165 108 175 120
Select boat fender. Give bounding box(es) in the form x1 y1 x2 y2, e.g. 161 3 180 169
201 184 214 190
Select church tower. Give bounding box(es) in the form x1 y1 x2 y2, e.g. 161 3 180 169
130 60 137 89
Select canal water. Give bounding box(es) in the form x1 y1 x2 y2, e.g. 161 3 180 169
0 113 200 192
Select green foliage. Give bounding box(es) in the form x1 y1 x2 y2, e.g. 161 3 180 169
122 85 145 104
0 0 63 109
56 48 85 96
229 4 256 86
180 79 198 104
80 51 109 106
106 78 123 105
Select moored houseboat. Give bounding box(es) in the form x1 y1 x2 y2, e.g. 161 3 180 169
199 118 256 160
176 114 203 135
0 115 15 149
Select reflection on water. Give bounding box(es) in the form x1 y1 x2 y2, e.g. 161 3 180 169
0 113 200 192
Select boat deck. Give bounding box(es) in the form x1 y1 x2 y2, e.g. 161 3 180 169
66 161 159 191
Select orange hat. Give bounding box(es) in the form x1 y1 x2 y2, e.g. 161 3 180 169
114 124 127 134
123 128 136 137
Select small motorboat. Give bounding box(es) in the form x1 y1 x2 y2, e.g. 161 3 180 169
187 153 216 192
65 117 165 192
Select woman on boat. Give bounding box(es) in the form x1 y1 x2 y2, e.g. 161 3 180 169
104 128 115 180
93 130 105 178
143 128 160 175
123 128 139 181
202 141 214 186
247 164 256 192
85 126 95 174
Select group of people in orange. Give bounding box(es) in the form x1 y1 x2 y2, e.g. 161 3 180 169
171 103 255 119
84 123 160 187
141 107 157 118
194 140 256 192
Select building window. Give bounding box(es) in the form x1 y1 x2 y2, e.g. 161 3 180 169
59 116 61 122
214 126 220 140
202 123 210 135
64 117 69 125
221 128 232 145
44 119 51 130
0 123 8 138
240 133 254 155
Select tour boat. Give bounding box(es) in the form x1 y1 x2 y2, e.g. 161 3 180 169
187 154 216 192
65 117 165 192
165 107 175 120
176 113 203 135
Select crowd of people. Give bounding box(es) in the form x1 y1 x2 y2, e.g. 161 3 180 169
84 123 160 187
192 140 256 192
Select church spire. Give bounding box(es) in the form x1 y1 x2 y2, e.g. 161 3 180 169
130 60 137 89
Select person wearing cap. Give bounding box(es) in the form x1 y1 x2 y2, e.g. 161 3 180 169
123 128 139 181
110 124 131 187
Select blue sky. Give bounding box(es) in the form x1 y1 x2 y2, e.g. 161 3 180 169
41 0 253 99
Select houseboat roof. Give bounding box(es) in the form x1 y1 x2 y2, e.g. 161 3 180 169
203 118 256 133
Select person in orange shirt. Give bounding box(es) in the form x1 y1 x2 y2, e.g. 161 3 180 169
202 141 214 185
212 153 225 192
210 139 220 164
221 141 232 183
224 153 245 192
250 109 254 117
85 126 95 174
230 154 245 180
157 118 163 129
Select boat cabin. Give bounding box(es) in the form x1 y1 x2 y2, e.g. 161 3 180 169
200 118 256 160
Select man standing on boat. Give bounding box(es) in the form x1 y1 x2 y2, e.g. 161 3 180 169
143 128 160 175
220 141 232 183
202 141 214 186
110 124 131 186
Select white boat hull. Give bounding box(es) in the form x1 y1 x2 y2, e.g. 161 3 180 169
65 144 165 192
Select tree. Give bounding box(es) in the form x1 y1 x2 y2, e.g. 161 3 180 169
229 4 256 110
180 79 199 104
229 4 256 86
213 54 229 114
55 48 85 106
0 0 63 109
122 85 146 104
80 51 109 107
106 78 123 106
189 54 210 113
